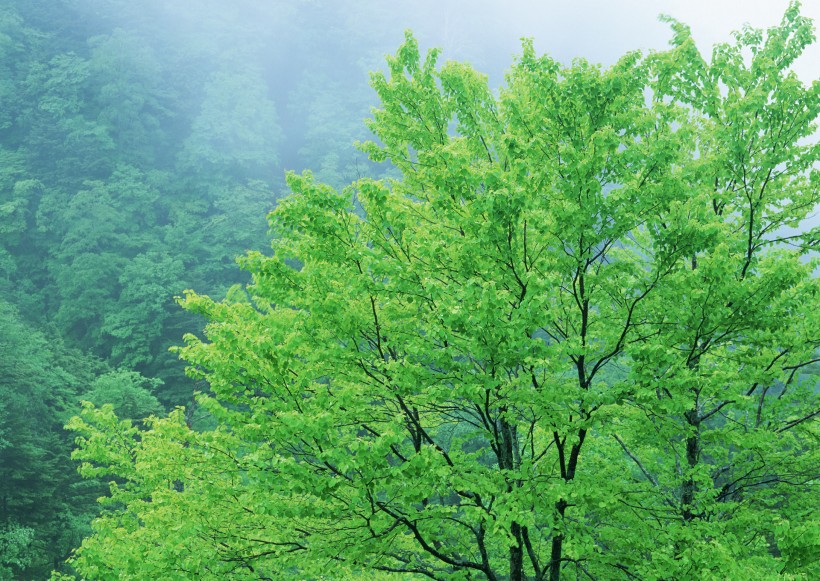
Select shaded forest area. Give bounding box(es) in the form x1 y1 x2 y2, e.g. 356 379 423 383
0 0 396 577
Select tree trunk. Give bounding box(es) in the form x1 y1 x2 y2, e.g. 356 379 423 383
548 500 567 581
499 416 525 580
510 521 524 580
682 410 700 521
548 428 587 581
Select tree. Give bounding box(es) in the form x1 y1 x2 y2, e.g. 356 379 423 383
0 301 104 580
178 66 283 182
65 5 818 580
83 369 164 421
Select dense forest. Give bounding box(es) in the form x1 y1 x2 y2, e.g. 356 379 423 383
0 0 396 577
1 0 818 580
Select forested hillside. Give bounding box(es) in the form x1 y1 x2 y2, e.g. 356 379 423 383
1 1 818 580
0 0 393 577
0 0 394 394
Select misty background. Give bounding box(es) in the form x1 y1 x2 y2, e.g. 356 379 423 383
78 0 820 202
62 0 820 175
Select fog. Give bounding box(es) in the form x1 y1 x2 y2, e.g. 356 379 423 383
79 1 820 82
75 0 820 174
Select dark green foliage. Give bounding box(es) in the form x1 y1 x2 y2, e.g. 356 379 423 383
0 302 103 579
0 0 395 397
83 370 164 421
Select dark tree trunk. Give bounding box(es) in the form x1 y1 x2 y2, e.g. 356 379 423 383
682 410 700 521
548 428 587 581
548 500 567 581
510 521 524 580
499 416 525 580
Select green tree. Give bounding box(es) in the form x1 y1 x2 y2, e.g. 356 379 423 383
100 251 185 369
0 301 103 580
0 524 35 580
83 369 164 421
178 66 283 182
287 70 389 190
86 28 171 167
65 5 818 580
0 149 31 290
34 166 192 384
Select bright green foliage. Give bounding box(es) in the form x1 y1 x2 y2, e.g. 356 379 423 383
67 4 818 581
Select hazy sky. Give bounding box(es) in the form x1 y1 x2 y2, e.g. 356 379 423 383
393 0 819 83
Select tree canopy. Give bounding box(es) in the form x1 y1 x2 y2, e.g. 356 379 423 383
65 4 818 580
